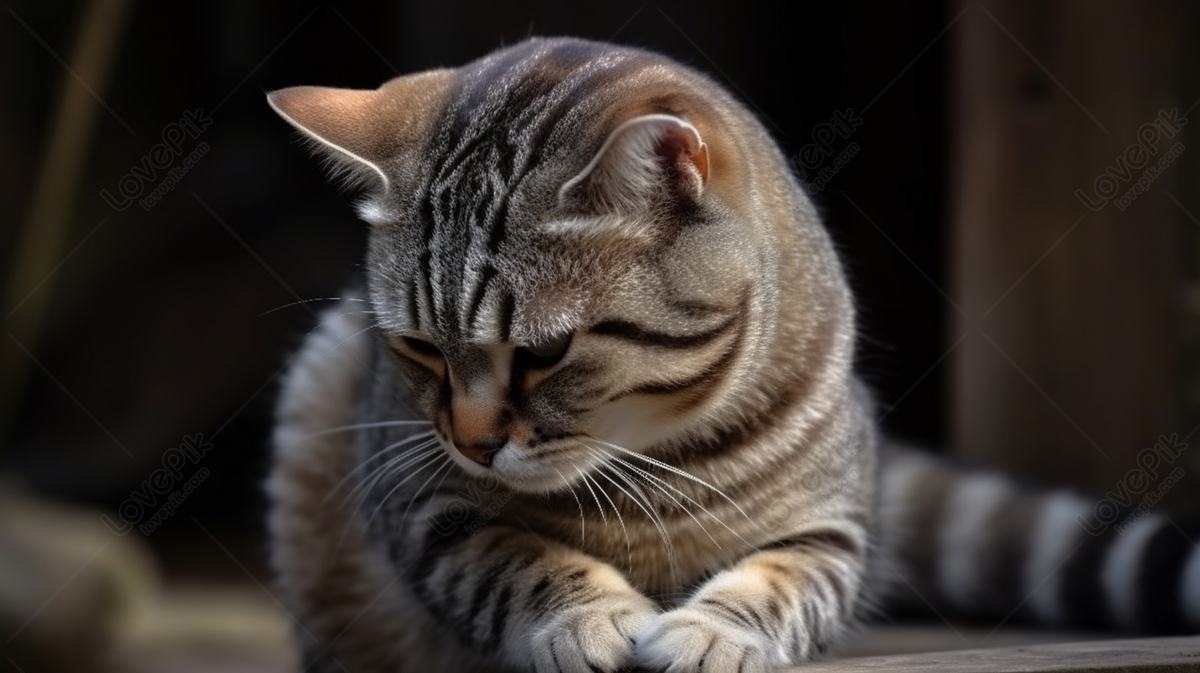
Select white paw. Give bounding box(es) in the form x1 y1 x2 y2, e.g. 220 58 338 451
529 592 658 673
634 606 773 673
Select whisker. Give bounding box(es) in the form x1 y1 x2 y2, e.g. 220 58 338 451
396 454 455 534
306 420 432 438
331 448 442 558
342 442 440 511
587 436 753 524
322 431 437 503
365 451 447 527
322 322 380 356
580 465 630 571
595 446 719 549
584 439 752 548
575 466 607 527
258 296 364 317
553 466 586 544
589 451 679 584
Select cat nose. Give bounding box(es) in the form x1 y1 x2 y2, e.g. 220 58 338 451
454 434 506 466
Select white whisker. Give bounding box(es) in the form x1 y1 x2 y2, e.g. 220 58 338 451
323 431 437 503
588 436 753 524
590 451 679 584
343 442 440 510
396 455 455 533
553 466 586 544
576 465 608 527
581 467 630 571
322 323 379 356
365 451 448 527
258 296 364 317
596 447 720 549
306 420 432 437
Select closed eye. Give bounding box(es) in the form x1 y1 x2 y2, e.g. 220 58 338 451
515 332 572 368
401 336 444 359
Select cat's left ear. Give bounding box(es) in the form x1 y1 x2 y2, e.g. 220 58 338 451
267 69 454 190
559 114 709 211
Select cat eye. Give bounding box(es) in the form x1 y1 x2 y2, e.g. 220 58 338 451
401 336 444 359
516 332 573 368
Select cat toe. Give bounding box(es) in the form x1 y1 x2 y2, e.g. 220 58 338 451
530 594 658 673
633 607 772 673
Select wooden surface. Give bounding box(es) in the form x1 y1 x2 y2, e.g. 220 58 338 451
947 0 1199 492
803 635 1200 672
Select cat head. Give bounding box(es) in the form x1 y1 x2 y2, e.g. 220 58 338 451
269 38 850 492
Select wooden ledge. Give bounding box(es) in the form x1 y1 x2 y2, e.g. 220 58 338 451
799 635 1200 672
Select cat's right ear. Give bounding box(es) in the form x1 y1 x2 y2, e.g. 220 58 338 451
267 69 454 190
558 113 709 213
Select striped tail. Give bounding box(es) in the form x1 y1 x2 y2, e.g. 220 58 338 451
876 440 1200 633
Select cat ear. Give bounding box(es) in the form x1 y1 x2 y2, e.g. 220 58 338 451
267 69 454 189
559 114 709 211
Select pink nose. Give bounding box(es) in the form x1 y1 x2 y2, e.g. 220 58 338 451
454 435 505 466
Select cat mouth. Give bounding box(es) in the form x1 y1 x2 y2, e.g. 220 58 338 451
475 439 605 494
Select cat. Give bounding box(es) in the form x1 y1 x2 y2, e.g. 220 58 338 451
265 37 1200 672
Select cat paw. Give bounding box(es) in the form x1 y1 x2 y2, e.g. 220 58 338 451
633 606 774 673
529 593 658 673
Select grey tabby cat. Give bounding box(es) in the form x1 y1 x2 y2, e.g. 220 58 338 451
266 38 1200 672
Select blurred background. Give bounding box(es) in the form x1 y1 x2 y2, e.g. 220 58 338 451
2 0 1199 671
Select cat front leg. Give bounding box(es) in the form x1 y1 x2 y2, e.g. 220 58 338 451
403 524 659 673
634 529 865 672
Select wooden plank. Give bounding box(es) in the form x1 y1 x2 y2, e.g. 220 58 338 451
948 0 1196 493
800 635 1200 672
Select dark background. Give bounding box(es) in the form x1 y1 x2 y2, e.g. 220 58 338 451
1 0 949 557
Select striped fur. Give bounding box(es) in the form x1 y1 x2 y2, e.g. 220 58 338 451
267 38 1200 673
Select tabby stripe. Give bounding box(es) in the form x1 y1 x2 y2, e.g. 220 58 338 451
1102 514 1164 630
442 567 467 620
978 489 1037 619
607 319 742 401
464 264 498 333
465 555 515 644
940 476 1009 614
1138 519 1195 632
1061 515 1125 629
661 294 732 320
417 249 433 329
894 460 955 619
467 555 514 636
485 585 514 651
590 314 737 349
497 290 516 342
383 342 440 378
1025 494 1091 624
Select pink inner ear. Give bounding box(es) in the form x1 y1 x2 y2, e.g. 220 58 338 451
656 125 709 187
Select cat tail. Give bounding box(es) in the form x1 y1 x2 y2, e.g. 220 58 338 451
874 439 1200 633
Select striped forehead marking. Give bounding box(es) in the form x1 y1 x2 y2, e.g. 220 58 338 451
402 42 644 343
